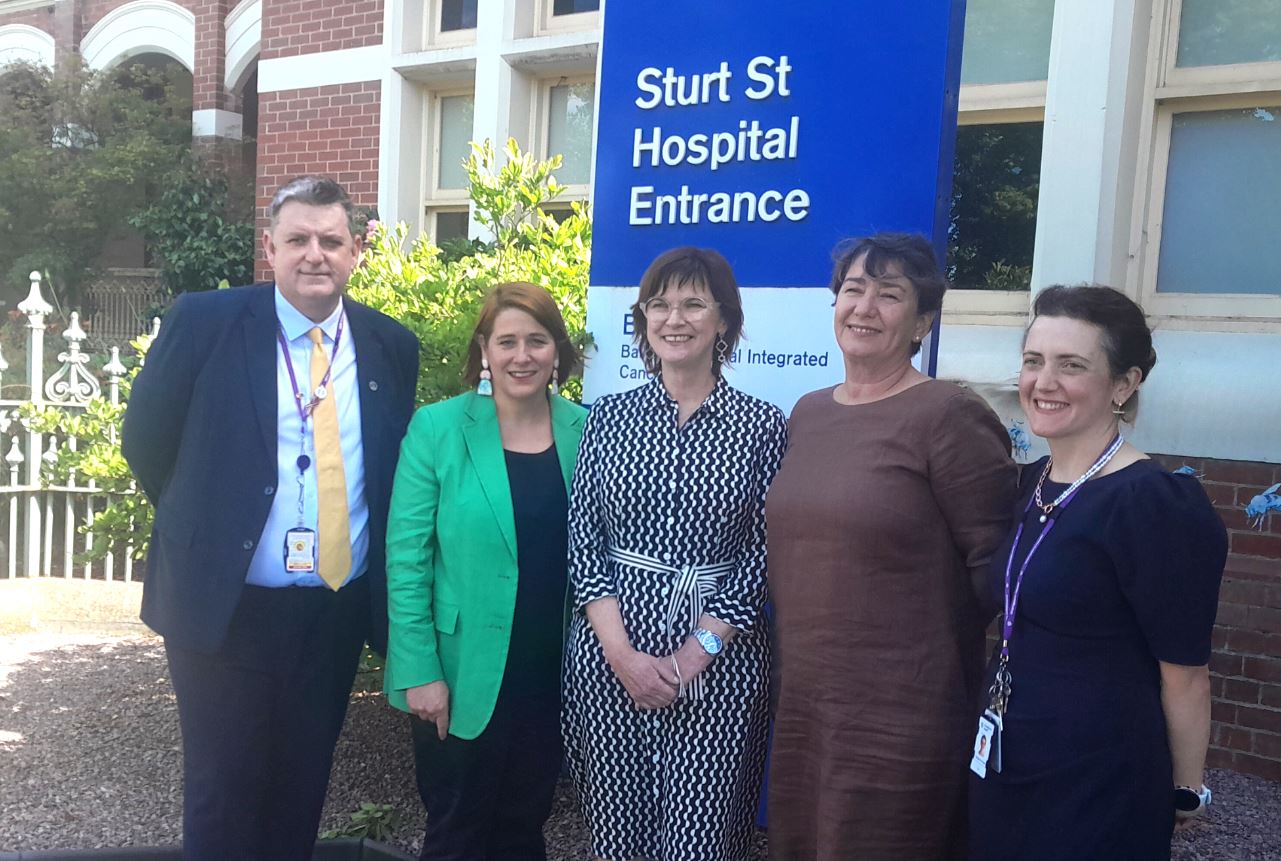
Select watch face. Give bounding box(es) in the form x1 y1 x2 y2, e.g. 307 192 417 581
695 629 723 655
1173 788 1202 812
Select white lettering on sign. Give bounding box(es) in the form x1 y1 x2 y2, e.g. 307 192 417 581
634 62 733 109
629 185 811 226
744 55 792 100
632 117 801 170
628 55 809 228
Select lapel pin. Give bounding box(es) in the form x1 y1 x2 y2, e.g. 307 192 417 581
368 380 379 391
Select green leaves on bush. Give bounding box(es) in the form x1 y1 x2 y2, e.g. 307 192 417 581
347 139 592 405
129 161 255 294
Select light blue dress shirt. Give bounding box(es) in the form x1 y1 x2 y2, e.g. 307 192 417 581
245 289 369 588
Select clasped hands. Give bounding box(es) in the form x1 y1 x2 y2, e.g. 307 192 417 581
605 641 713 710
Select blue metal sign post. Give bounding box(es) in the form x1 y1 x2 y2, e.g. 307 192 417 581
584 1 966 409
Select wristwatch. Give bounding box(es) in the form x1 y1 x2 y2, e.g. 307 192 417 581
691 627 723 657
1173 784 1212 818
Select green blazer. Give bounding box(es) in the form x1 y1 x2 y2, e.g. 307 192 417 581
383 390 586 739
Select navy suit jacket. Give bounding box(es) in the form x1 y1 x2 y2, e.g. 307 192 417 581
122 283 419 655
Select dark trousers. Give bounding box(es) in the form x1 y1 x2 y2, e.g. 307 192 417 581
165 577 369 861
410 682 562 861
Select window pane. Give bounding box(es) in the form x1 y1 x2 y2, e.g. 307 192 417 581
960 0 1056 85
1157 107 1281 295
541 205 573 224
1177 0 1281 67
435 210 470 243
437 94 473 190
553 0 600 15
548 82 594 185
947 122 1043 291
440 0 478 31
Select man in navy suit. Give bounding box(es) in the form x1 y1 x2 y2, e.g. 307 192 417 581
123 176 418 861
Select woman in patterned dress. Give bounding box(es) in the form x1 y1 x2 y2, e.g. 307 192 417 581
563 247 787 861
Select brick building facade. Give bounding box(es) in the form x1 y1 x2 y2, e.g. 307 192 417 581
1 0 1279 783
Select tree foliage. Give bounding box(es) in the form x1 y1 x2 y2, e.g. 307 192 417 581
948 122 1042 291
347 138 592 405
129 159 256 294
0 58 193 308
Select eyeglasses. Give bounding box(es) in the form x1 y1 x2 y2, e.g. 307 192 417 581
641 297 718 321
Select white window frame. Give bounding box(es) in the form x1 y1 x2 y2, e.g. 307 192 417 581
941 81 1049 323
1127 0 1281 324
424 88 475 243
534 0 601 37
534 75 594 203
424 0 478 49
425 206 472 245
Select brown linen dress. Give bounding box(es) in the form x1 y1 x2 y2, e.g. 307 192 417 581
765 380 1016 861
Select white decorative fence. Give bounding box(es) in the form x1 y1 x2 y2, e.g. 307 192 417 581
1 271 157 582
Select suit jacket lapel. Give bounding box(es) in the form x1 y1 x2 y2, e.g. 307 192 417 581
550 395 585 494
244 285 279 459
462 394 519 562
345 298 395 514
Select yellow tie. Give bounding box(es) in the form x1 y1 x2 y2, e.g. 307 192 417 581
308 326 351 590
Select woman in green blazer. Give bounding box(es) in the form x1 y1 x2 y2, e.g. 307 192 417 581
384 282 586 860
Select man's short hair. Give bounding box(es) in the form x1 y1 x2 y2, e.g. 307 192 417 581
269 176 357 234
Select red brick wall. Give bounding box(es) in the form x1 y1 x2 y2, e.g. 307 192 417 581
0 6 56 35
1152 455 1281 781
253 80 380 281
260 0 382 60
193 0 232 112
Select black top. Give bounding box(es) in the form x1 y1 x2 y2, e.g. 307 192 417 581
503 444 569 700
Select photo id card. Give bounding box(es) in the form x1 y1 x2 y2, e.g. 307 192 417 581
969 710 1002 779
284 527 316 573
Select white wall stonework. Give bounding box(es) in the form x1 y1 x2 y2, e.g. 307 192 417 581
0 22 54 68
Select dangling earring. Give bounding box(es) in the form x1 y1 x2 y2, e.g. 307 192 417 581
477 357 493 396
1112 400 1126 416
550 358 560 396
714 335 729 371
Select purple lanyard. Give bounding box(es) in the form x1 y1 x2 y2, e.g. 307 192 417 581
276 314 345 425
1000 436 1120 662
1000 496 1072 662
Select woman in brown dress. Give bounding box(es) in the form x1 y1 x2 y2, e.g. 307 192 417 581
766 233 1016 860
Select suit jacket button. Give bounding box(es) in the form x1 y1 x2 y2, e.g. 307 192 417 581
242 540 254 551
264 486 274 496
368 380 379 391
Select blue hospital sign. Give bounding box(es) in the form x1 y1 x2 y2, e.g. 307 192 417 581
583 1 966 410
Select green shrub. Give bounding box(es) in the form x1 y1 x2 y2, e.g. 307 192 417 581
129 160 255 294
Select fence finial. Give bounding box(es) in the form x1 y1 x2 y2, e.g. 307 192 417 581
45 310 101 405
104 346 126 377
18 271 53 319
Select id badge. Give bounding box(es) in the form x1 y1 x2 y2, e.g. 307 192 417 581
969 710 1002 778
284 527 316 573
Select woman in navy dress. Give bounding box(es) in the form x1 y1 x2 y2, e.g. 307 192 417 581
969 285 1226 860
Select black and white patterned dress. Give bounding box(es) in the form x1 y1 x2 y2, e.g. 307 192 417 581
563 377 787 861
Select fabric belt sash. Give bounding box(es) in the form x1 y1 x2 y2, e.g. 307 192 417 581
606 546 735 701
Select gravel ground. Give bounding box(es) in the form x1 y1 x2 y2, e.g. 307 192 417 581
1 633 1278 859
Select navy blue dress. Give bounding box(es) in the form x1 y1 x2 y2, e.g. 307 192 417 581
969 457 1226 861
